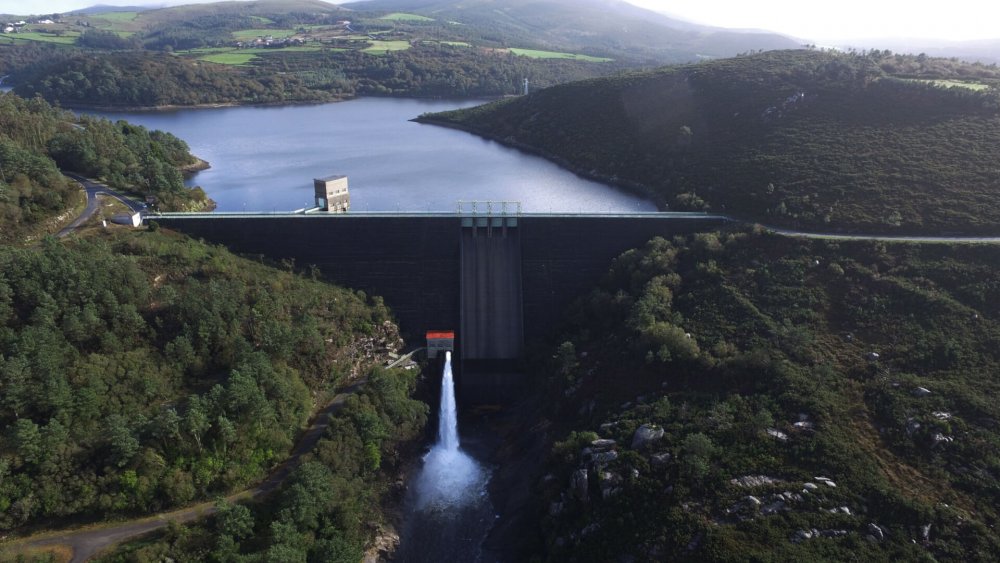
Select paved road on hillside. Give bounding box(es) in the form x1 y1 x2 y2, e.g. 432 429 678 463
57 174 145 237
3 377 370 562
766 225 1000 244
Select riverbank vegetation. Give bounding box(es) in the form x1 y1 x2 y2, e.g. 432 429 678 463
425 49 1000 235
0 92 209 242
509 230 1000 560
0 228 407 533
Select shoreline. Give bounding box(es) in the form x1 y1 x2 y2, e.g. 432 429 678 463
56 93 504 113
414 115 663 209
180 156 211 176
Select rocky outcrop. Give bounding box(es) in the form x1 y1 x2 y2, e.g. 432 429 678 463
631 424 665 450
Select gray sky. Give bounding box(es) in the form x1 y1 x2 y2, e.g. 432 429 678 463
3 0 998 42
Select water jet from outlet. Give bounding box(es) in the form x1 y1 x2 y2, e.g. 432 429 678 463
414 351 487 513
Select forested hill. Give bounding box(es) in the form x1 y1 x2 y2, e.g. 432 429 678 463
0 228 422 546
502 231 1000 560
424 49 1000 235
1 0 799 108
0 93 210 243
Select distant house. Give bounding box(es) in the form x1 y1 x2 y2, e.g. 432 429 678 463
2 26 13 34
37 19 55 25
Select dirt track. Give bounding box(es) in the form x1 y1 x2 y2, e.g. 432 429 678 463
2 377 368 562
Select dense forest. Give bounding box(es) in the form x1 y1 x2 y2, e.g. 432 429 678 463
424 49 1000 234
0 228 417 534
493 230 1000 561
96 365 427 562
0 92 209 243
12 51 328 107
0 83 430 561
9 47 627 107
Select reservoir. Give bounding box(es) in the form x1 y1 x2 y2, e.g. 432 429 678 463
90 98 656 213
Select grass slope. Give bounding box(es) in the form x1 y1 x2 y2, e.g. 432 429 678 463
346 0 799 61
426 49 1000 235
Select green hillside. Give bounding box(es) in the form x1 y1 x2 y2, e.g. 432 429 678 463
344 0 799 60
424 49 1000 235
0 92 208 243
0 0 802 108
495 230 1000 560
0 228 411 531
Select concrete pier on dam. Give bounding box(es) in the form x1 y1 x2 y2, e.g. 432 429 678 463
148 211 731 402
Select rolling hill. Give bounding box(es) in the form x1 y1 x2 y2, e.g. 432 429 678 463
343 0 801 61
422 49 1000 235
0 0 808 107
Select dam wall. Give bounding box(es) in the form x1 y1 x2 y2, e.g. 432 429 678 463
151 212 729 401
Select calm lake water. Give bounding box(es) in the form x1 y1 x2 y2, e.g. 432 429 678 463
90 98 656 213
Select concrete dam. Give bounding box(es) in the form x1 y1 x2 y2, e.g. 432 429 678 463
150 211 730 401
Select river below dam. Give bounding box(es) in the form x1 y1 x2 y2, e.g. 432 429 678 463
88 97 656 213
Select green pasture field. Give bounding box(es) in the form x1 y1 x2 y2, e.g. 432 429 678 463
178 47 233 54
508 48 612 62
362 40 411 54
7 31 80 44
242 46 323 53
379 12 434 21
232 28 296 40
909 78 991 91
199 52 258 65
89 11 140 23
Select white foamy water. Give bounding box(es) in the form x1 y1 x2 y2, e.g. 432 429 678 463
414 352 487 512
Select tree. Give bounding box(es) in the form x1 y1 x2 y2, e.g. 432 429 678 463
106 414 139 468
680 432 715 481
216 499 255 539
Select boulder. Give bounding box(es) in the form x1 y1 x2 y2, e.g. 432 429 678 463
572 469 589 502
730 475 782 488
766 428 789 441
932 433 954 446
591 450 619 465
868 523 885 542
650 452 672 468
631 424 665 450
912 387 932 397
793 529 814 543
761 500 787 515
591 438 617 451
363 525 400 563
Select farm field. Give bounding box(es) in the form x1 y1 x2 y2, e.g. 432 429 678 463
508 48 613 62
379 12 434 21
198 52 258 65
363 40 412 54
907 78 991 91
232 28 297 40
6 31 80 44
